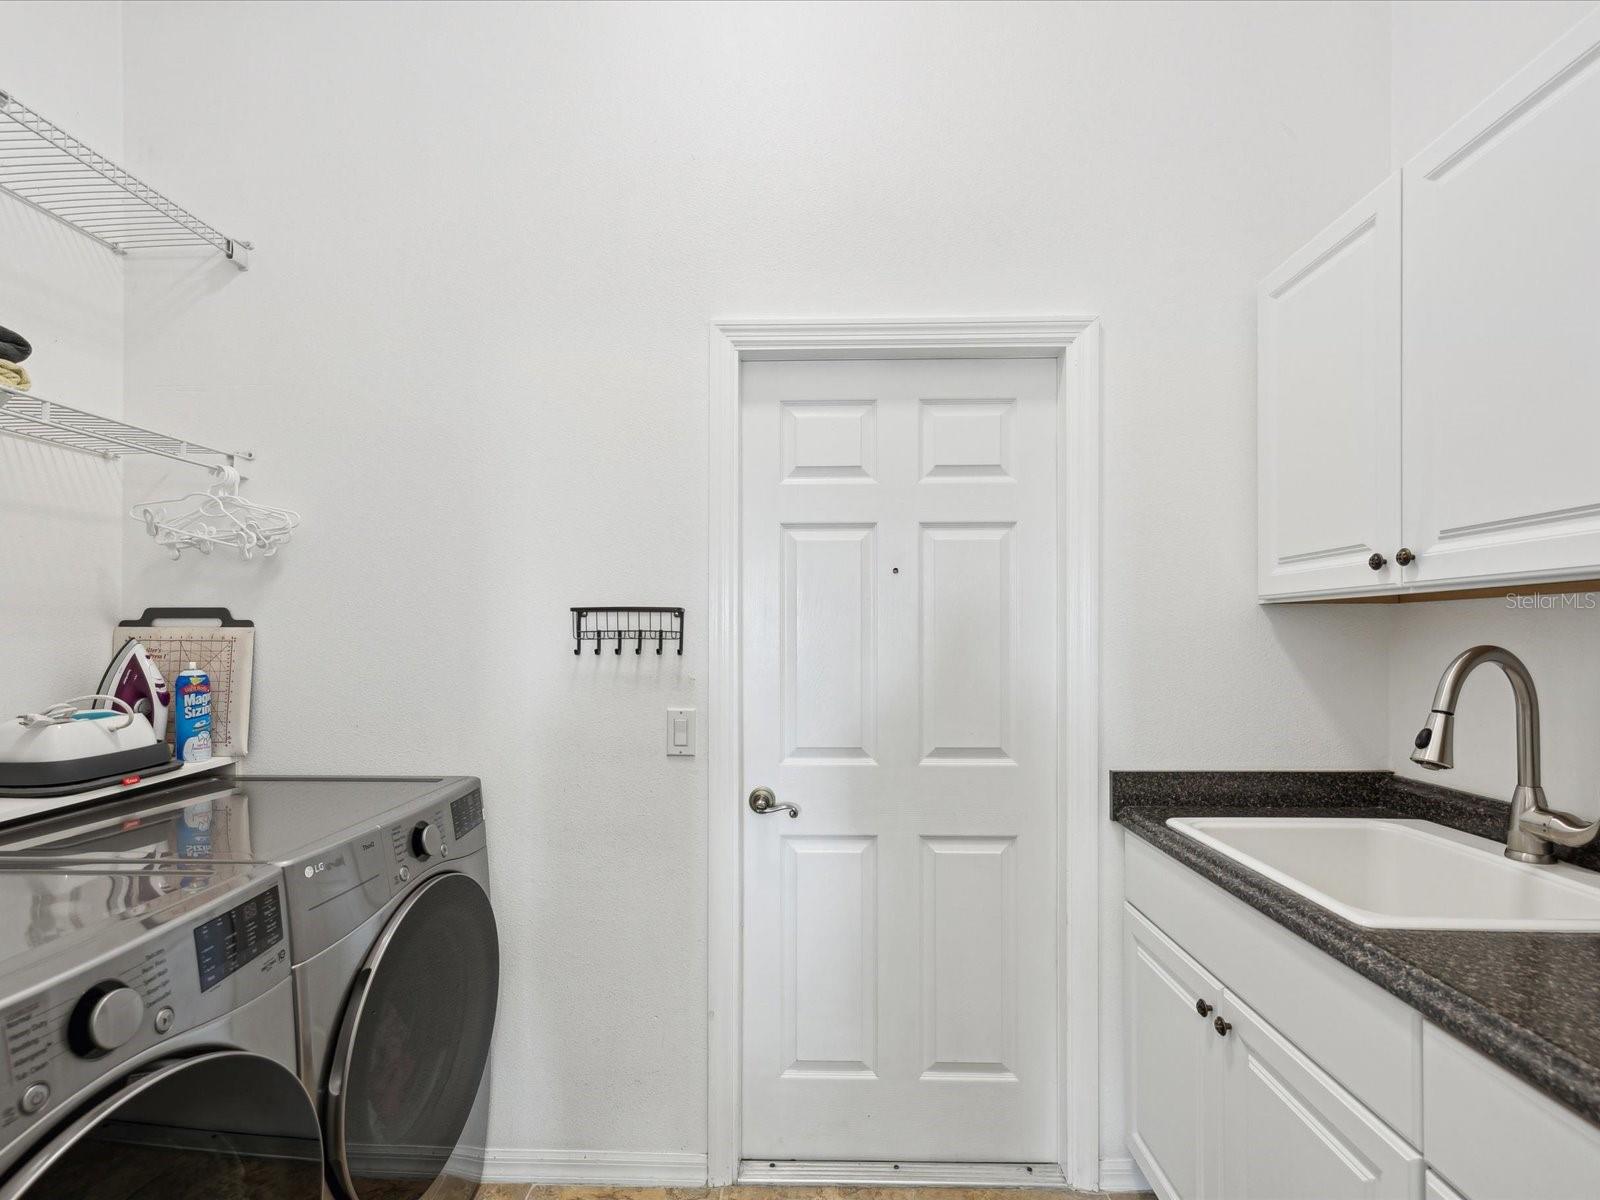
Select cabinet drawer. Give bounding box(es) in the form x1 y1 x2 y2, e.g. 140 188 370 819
1126 835 1422 1142
1423 1023 1600 1200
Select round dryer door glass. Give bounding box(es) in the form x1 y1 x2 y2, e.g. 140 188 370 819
329 871 499 1200
0 1052 323 1199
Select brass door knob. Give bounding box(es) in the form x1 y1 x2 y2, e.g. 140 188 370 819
1396 547 1416 566
1368 553 1387 571
1195 999 1213 1018
1213 1015 1232 1038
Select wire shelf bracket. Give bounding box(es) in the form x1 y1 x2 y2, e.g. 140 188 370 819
572 607 685 656
0 384 252 470
0 88 251 270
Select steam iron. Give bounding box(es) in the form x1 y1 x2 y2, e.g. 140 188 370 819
96 639 171 739
0 695 175 796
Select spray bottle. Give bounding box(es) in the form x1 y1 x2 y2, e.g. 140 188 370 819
173 662 213 764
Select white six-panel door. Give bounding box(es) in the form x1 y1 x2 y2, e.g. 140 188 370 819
740 356 1057 1162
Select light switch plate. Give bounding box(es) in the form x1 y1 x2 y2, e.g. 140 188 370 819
667 707 695 757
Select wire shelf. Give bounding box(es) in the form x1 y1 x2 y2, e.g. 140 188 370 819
0 88 250 269
0 384 250 469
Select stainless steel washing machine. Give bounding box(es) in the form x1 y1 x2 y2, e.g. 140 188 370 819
0 774 498 1200
0 859 324 1198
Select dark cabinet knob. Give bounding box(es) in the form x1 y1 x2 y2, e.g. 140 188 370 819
1367 552 1387 571
1213 1015 1232 1038
1396 547 1416 566
1195 998 1213 1018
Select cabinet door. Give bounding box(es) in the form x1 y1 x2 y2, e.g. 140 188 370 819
1423 1022 1600 1200
1218 988 1422 1200
1258 174 1402 599
1402 11 1600 588
1124 904 1223 1200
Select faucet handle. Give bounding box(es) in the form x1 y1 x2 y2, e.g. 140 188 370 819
1519 805 1600 849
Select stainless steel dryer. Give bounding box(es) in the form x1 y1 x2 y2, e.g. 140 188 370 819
0 774 498 1200
0 859 324 1198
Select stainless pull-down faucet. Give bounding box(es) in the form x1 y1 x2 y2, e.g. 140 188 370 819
1411 645 1600 863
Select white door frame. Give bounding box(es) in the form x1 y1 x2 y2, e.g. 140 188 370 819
707 317 1103 1188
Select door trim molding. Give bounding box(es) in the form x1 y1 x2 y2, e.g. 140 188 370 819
706 316 1103 1188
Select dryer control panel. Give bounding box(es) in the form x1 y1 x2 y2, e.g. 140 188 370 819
0 871 290 1137
282 783 487 962
388 787 486 875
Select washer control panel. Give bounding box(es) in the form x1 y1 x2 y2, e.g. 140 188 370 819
0 873 289 1137
193 886 284 993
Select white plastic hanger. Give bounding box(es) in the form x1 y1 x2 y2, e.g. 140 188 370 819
132 465 300 560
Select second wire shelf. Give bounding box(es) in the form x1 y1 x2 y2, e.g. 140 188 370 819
0 384 249 468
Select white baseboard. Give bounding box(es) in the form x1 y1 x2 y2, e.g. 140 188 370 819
1099 1155 1150 1193
462 1147 709 1186
738 1161 1068 1187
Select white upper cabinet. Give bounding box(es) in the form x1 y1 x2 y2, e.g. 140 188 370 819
1259 9 1600 600
1258 175 1402 599
1402 9 1600 590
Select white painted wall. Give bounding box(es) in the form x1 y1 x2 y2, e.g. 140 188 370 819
8 0 1397 1181
0 1 125 709
1390 0 1600 164
1386 0 1600 812
112 1 1393 1175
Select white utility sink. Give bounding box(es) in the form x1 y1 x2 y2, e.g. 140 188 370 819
1166 817 1600 931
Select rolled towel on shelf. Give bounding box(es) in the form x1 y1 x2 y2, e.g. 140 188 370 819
0 326 31 364
0 361 31 392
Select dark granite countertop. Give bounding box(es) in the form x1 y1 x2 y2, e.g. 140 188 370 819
1113 771 1600 1128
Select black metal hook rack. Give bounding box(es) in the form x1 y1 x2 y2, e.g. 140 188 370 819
572 607 684 656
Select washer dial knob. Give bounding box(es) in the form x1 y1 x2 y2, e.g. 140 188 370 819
411 821 443 860
70 983 145 1057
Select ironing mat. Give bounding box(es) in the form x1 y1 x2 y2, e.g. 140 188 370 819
112 621 254 756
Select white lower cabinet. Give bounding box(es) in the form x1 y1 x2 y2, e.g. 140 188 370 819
1127 838 1600 1199
1127 874 1600 1200
1126 902 1420 1200
1422 1023 1600 1200
1218 986 1421 1200
1125 907 1221 1199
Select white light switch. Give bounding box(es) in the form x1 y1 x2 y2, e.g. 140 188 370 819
667 707 695 757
